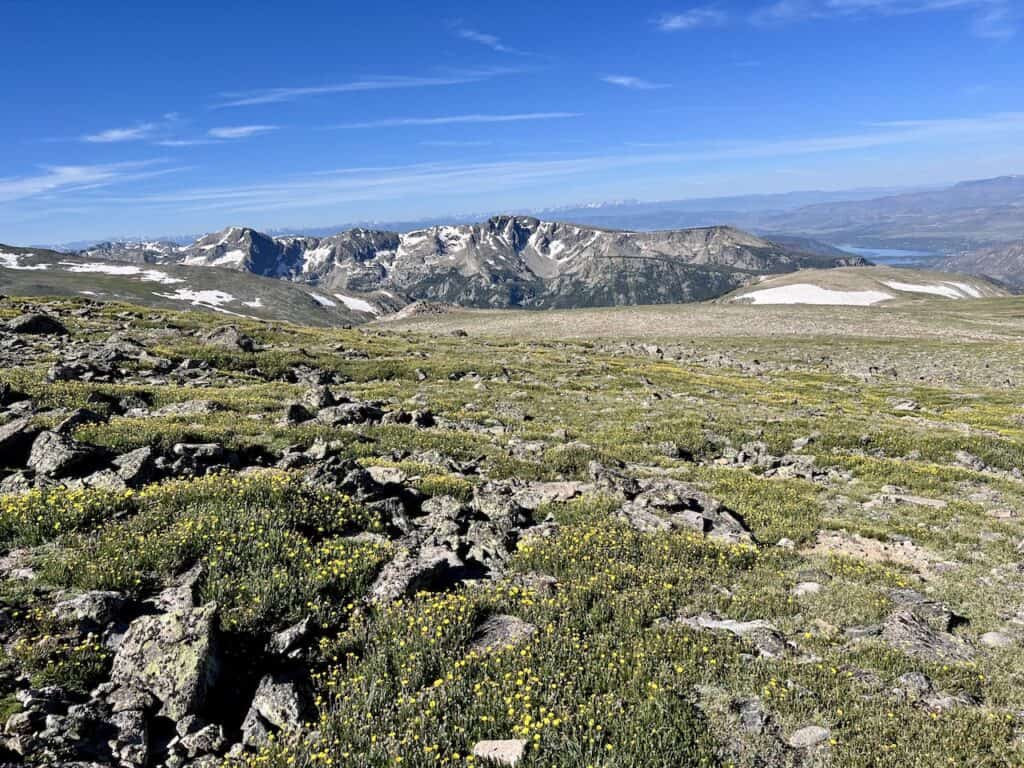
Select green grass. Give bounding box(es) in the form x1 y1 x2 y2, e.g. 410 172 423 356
2 295 1024 766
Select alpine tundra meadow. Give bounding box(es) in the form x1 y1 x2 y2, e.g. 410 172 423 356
2 2 1024 767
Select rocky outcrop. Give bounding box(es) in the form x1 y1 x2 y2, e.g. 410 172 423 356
5 313 69 335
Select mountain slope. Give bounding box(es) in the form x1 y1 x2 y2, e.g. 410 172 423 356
722 266 1008 306
0 246 392 326
938 241 1024 289
71 216 864 310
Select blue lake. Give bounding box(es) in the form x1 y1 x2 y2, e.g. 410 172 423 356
838 245 941 266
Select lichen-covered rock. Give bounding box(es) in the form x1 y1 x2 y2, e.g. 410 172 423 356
110 604 222 720
469 615 537 654
27 430 100 478
241 671 314 747
51 590 127 629
369 546 464 603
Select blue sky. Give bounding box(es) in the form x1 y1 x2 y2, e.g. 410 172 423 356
2 0 1022 244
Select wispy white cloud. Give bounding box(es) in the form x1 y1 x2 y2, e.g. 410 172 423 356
82 123 158 143
207 125 278 139
656 8 728 30
750 0 1016 37
330 113 582 129
80 112 1024 216
155 139 220 147
0 161 183 203
454 27 529 54
216 70 517 107
420 140 495 147
602 75 670 90
971 3 1016 38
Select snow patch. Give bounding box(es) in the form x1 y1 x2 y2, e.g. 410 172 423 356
302 245 334 272
737 284 893 306
333 293 379 314
153 288 236 307
212 249 247 267
59 262 184 285
242 298 264 308
310 292 337 307
0 252 49 270
944 281 983 298
881 281 965 299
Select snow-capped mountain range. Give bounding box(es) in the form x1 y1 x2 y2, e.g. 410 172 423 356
75 216 864 310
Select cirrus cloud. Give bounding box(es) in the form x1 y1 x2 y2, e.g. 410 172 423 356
207 125 278 139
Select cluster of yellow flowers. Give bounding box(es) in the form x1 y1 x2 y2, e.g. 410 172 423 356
0 485 135 547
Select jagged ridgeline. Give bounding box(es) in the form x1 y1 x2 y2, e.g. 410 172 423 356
34 216 864 310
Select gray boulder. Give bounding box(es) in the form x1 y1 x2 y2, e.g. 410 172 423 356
241 671 314 747
6 313 68 335
316 402 385 426
0 416 38 464
110 604 222 720
51 590 127 629
469 615 537 654
27 430 99 478
617 478 752 543
369 546 464 603
201 325 256 352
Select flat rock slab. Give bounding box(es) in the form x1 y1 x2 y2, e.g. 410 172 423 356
880 609 973 662
676 614 791 658
472 739 527 766
469 615 537 654
788 725 830 748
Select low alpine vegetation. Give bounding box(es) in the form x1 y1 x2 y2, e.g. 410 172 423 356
0 295 1022 767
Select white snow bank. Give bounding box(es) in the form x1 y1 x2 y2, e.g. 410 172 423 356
0 252 49 270
153 288 236 307
881 280 964 299
333 293 379 314
944 281 983 298
212 249 247 267
310 292 337 307
60 262 183 285
737 283 893 306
